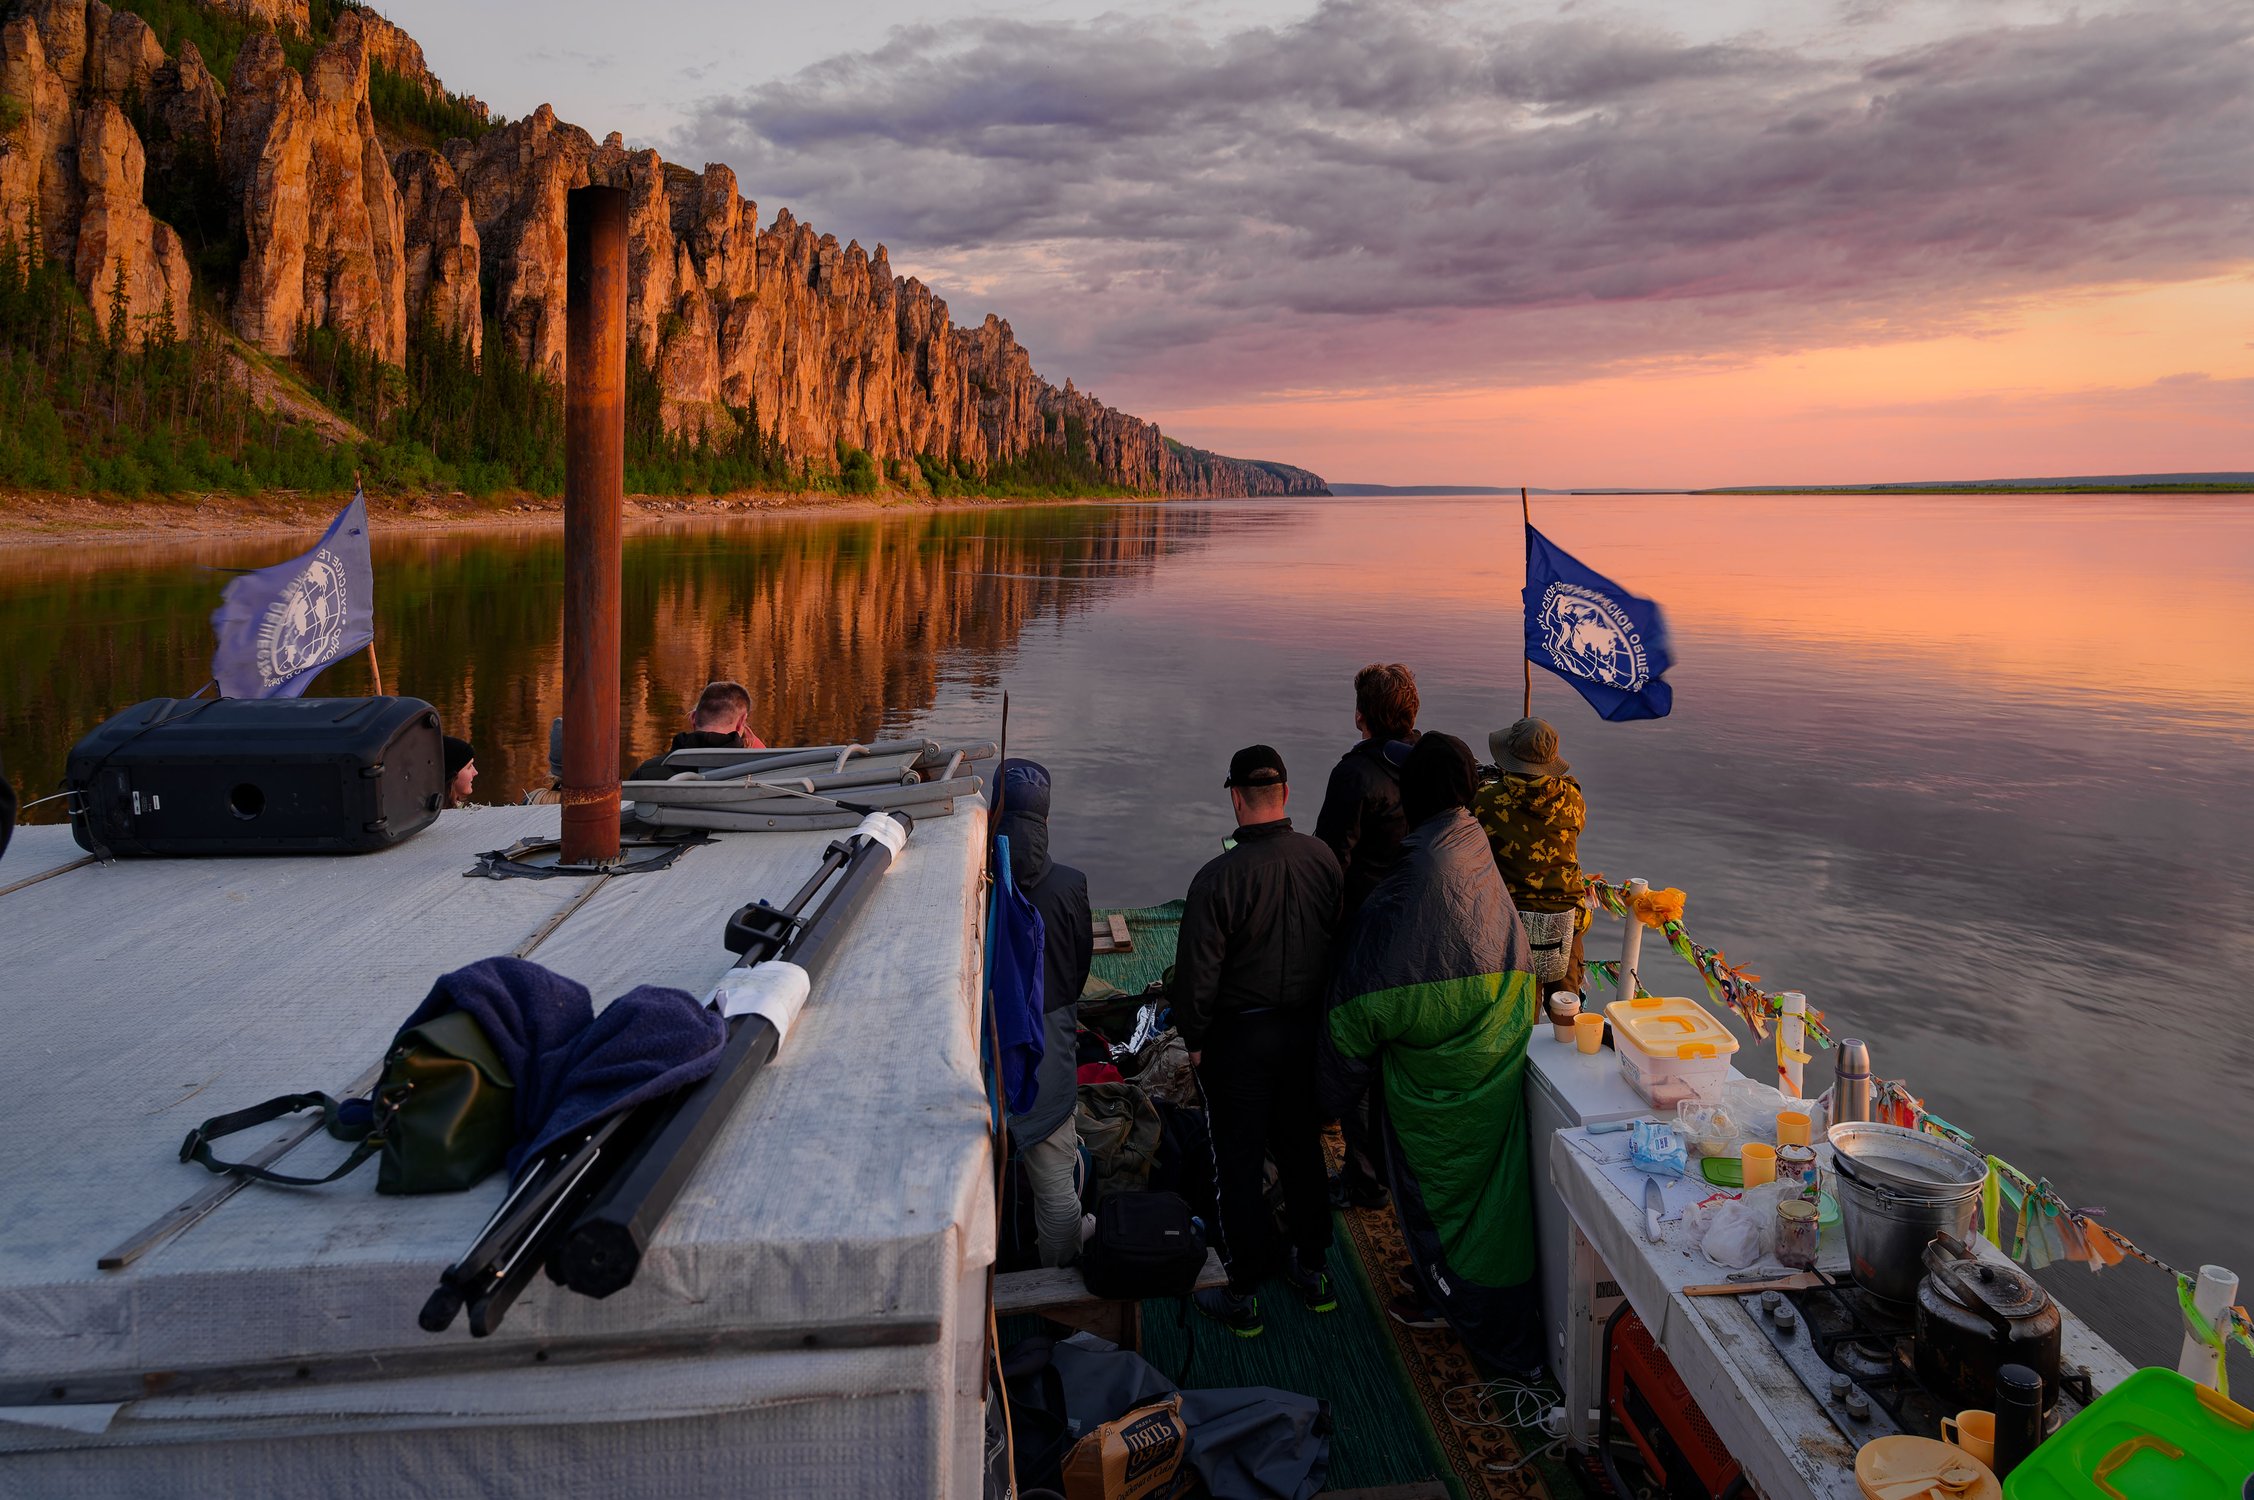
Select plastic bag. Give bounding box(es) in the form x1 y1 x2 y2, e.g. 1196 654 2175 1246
1629 1119 1688 1178
1701 1197 1765 1269
1700 1181 1787 1268
1692 1078 1827 1151
1675 1099 1746 1159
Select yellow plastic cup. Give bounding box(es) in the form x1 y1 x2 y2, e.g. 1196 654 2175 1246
1777 1111 1812 1147
1741 1142 1777 1187
1574 1014 1606 1055
1941 1410 1996 1467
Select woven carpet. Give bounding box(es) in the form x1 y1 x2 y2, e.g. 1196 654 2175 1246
1088 907 1579 1500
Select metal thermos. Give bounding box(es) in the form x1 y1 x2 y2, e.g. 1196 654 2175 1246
1991 1362 2045 1478
1834 1038 1874 1124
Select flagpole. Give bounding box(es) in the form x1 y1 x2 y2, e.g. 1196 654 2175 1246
354 475 384 699
1521 486 1533 719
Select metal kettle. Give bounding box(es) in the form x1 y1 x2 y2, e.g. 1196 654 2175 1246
1913 1234 2063 1415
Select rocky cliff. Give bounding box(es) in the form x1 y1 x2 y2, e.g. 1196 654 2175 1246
0 0 1326 497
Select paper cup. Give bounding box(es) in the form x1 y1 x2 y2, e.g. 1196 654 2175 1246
1548 992 1581 1042
1574 1014 1605 1054
1740 1142 1777 1187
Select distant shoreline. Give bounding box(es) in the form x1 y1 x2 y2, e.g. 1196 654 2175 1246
0 486 1162 551
1690 484 2254 496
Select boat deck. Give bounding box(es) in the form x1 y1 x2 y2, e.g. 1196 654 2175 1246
0 805 992 1497
1087 903 1582 1500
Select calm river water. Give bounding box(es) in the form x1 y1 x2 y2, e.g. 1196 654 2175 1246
3 492 2248 1372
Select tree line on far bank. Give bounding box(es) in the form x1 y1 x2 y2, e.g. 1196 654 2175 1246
0 236 1126 504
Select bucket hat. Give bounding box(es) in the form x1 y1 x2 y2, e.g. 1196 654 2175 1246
1490 718 1568 777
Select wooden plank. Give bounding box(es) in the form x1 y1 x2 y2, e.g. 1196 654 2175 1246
993 1250 1225 1319
1090 913 1134 954
1 1315 943 1407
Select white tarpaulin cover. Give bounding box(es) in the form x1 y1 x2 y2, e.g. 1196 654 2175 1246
0 803 993 1498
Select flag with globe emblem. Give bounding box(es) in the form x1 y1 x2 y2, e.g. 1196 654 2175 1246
210 491 375 698
1523 524 1674 721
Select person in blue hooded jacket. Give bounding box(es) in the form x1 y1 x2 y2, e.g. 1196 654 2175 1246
998 759 1094 1266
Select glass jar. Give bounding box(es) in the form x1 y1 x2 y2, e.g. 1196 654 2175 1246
1777 1143 1820 1196
1776 1197 1822 1270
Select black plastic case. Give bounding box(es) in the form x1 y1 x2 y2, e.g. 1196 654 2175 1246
67 697 445 856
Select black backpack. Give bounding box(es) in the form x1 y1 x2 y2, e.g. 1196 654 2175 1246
1078 1190 1206 1300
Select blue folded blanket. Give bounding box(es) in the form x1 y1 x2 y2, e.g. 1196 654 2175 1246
399 956 727 1174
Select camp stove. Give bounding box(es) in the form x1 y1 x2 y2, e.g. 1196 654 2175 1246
1736 1279 2095 1448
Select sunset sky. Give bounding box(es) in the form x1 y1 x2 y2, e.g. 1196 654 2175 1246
389 0 2253 488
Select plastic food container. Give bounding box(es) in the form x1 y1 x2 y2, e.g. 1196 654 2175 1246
1604 995 1740 1107
2000 1368 2254 1500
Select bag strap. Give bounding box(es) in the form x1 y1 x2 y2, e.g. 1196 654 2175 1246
178 1091 387 1187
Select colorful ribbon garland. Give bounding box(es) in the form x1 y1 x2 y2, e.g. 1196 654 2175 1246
1874 1078 2254 1366
1582 876 1833 1047
1580 874 2248 1374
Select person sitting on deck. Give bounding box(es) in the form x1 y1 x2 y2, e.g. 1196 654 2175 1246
627 680 766 782
1321 731 1545 1377
996 759 1095 1267
1175 745 1343 1338
443 736 478 808
1312 661 1421 1213
1473 718 1589 999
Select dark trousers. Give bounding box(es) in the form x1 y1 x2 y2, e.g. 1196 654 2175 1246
1197 1009 1332 1295
1339 1089 1386 1199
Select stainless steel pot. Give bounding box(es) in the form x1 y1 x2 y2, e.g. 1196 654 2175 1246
1828 1123 1986 1304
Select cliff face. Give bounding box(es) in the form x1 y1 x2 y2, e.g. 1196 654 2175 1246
0 0 1328 496
0 2 190 337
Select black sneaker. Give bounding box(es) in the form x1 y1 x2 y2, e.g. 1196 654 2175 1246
1387 1293 1447 1330
1194 1287 1264 1338
1286 1253 1339 1313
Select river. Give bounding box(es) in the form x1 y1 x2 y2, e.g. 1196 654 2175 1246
3 491 2248 1373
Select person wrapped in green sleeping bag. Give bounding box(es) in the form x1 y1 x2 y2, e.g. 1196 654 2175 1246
1320 731 1544 1376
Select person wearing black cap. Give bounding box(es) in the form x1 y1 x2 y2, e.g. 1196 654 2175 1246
442 736 478 808
1174 744 1343 1337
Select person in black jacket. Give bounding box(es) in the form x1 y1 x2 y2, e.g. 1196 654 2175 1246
996 759 1094 1267
1175 744 1343 1337
1313 663 1421 920
627 680 766 782
1312 662 1421 1210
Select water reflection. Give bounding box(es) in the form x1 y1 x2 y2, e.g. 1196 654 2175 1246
1 492 2248 1373
0 503 1212 812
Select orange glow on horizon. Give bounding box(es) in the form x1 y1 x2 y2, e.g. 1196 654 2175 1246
1152 272 2254 489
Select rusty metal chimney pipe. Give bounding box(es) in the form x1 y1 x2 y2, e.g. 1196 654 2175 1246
561 185 627 866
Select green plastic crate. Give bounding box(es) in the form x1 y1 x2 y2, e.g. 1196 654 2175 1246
2004 1368 2254 1500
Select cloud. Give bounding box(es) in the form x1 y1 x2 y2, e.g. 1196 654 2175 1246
675 0 2254 407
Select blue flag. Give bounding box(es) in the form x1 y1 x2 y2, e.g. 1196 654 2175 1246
210 493 375 699
1523 524 1674 721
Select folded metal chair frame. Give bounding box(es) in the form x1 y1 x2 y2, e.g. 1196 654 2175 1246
626 738 995 832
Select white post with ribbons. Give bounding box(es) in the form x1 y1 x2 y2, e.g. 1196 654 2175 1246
1619 877 1648 1001
2178 1264 2238 1389
1778 991 1807 1099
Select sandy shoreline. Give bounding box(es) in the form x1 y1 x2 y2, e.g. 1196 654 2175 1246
0 487 1148 549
